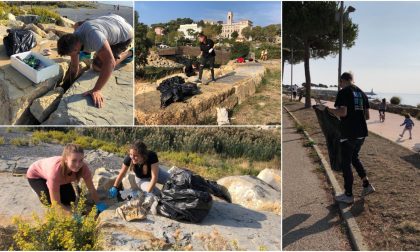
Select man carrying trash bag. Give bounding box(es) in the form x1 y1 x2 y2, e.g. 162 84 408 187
323 72 376 204
57 14 133 108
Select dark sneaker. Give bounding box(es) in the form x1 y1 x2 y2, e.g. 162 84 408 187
335 194 354 204
361 184 376 197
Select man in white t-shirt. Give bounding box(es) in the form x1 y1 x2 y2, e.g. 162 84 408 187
57 14 133 108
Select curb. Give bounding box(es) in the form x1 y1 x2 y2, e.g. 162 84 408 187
283 105 369 251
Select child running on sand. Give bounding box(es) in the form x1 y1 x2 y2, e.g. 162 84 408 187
379 98 386 122
400 114 414 139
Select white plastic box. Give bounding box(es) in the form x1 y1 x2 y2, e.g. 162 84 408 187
10 51 59 84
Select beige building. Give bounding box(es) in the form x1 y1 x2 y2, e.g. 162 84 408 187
221 11 252 40
178 23 202 40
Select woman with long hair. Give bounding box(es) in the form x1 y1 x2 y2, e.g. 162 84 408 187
108 140 170 198
26 144 107 213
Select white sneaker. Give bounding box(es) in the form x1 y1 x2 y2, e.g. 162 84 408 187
361 184 376 197
335 194 354 204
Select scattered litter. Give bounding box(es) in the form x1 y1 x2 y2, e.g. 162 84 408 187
115 189 158 222
216 107 230 125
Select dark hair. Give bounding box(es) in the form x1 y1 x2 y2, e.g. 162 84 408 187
340 72 354 82
57 34 80 56
405 114 410 119
382 98 386 103
198 33 207 39
128 140 149 171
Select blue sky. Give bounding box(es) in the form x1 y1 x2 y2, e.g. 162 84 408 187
283 2 420 94
135 1 281 26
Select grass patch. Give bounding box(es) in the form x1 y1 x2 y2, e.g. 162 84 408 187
0 136 5 145
10 138 31 146
303 140 315 147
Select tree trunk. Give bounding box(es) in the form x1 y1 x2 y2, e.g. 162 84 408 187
304 41 311 108
281 57 285 82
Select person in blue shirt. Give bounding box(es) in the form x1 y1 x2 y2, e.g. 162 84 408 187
399 114 415 140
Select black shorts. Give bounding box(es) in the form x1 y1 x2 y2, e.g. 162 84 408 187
379 109 385 114
110 38 132 60
292 91 297 97
27 178 76 206
200 56 215 69
92 38 132 68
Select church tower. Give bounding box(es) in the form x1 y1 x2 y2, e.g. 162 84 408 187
227 11 233 25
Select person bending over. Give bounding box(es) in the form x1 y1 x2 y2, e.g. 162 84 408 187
26 144 107 214
108 140 170 198
57 14 133 108
196 33 216 85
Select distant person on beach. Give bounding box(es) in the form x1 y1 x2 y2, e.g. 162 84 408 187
196 33 216 85
58 14 133 108
399 114 414 139
26 144 108 214
326 72 376 204
117 4 120 11
379 98 387 122
108 140 170 198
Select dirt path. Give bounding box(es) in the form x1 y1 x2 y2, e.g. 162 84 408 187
285 102 420 250
231 61 281 125
282 111 351 250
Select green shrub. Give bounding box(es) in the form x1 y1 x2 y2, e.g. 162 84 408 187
12 193 101 250
0 136 5 145
230 42 250 59
416 112 420 121
10 138 30 146
390 96 401 105
26 7 62 23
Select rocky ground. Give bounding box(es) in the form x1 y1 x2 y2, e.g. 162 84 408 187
0 12 133 125
146 50 184 68
135 61 266 125
0 129 281 250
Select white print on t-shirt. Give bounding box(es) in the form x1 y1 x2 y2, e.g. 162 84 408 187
353 91 364 111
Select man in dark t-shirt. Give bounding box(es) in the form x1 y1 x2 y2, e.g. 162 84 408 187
326 72 376 204
197 33 216 85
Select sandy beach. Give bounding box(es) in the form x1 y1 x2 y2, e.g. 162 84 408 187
56 2 133 25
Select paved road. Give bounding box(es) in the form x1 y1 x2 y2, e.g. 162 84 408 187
282 110 351 251
311 99 420 151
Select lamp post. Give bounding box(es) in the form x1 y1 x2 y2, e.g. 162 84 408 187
338 2 355 91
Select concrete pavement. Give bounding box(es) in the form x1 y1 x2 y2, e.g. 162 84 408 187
312 99 420 152
282 111 350 250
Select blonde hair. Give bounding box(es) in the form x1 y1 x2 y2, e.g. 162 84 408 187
61 143 84 180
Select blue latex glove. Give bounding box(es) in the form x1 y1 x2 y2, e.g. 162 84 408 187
108 186 118 198
96 202 108 213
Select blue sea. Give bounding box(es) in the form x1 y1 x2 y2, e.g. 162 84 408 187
373 92 420 107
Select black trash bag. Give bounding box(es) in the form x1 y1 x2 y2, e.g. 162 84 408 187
157 76 199 108
157 168 229 223
3 29 37 57
313 105 342 171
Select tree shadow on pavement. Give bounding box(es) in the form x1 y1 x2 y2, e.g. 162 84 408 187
282 204 341 248
400 153 420 169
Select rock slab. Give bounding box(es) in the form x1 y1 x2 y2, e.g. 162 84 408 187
44 63 134 125
217 175 281 214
